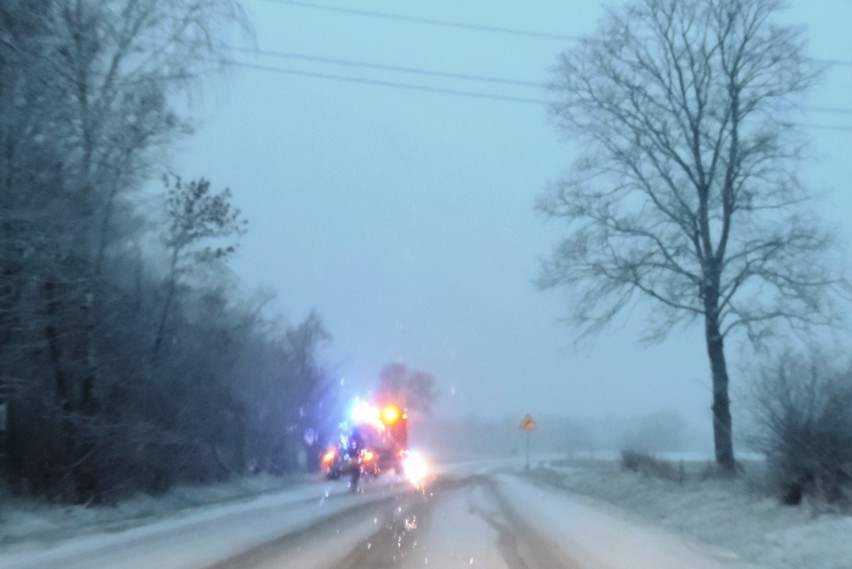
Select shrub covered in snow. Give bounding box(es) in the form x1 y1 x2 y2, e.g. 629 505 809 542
620 449 682 482
750 352 852 506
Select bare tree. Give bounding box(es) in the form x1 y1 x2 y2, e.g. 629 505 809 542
0 1 344 500
377 363 437 415
50 0 251 270
539 0 844 472
0 0 250 501
155 176 246 355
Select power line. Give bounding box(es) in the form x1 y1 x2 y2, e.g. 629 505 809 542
785 123 852 133
256 0 581 41
221 59 552 105
221 44 852 118
819 58 852 69
222 45 544 88
255 0 852 69
223 58 852 133
807 106 852 115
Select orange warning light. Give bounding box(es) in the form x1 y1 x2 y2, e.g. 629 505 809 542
383 406 400 423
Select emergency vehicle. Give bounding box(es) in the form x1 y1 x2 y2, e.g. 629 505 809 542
321 398 409 484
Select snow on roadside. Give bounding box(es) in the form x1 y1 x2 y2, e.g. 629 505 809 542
0 473 309 547
497 472 758 568
0 455 518 556
0 474 410 569
536 459 852 569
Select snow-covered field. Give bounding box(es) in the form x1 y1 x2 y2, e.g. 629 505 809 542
537 458 852 569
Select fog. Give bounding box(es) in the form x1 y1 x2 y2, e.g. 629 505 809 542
174 0 852 436
411 410 716 460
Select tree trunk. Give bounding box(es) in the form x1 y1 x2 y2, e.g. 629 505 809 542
154 278 176 356
705 309 735 473
154 250 180 356
44 281 73 416
44 280 101 503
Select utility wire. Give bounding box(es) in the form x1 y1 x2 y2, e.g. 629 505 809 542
256 0 581 41
223 58 852 133
255 0 852 68
807 106 852 115
819 58 852 69
220 44 852 118
221 45 544 88
221 59 552 105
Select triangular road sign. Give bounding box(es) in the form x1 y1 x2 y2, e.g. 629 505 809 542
520 414 537 431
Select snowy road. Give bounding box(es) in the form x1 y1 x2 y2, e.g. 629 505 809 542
1 460 761 569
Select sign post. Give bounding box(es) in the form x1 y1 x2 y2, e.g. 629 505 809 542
519 413 537 472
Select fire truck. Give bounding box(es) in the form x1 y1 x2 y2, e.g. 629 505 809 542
321 399 409 485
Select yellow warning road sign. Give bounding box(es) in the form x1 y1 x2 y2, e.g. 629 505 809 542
520 414 537 431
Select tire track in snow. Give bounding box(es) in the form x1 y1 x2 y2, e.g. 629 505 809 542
323 476 471 569
203 473 581 569
474 476 583 569
200 490 404 569
331 473 581 569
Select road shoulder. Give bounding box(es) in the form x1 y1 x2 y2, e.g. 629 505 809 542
532 460 852 569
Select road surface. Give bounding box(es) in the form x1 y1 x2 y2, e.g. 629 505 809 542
0 459 760 569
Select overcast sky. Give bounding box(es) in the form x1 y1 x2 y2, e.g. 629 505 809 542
174 0 852 430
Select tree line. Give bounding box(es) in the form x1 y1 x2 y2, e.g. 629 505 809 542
0 0 340 504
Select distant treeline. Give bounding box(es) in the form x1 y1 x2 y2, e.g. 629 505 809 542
0 1 340 503
413 411 713 458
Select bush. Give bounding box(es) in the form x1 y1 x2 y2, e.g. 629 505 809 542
750 352 852 506
620 449 680 481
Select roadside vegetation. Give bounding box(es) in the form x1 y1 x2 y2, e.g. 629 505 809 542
618 351 852 509
0 1 342 504
749 351 852 507
537 457 852 569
